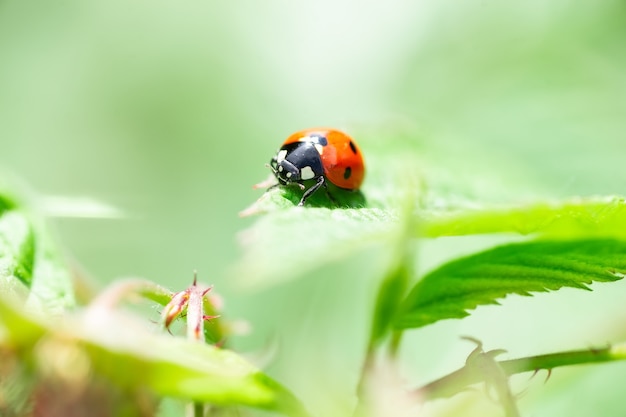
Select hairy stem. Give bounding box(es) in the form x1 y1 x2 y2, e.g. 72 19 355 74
87 278 171 310
414 343 626 401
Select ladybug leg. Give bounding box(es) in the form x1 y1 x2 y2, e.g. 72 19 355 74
298 176 325 206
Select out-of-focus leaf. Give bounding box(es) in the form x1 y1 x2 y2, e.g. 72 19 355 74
419 196 626 238
0 186 75 313
0 210 35 291
395 239 626 329
233 207 397 289
25 229 76 314
0 298 310 417
235 192 626 290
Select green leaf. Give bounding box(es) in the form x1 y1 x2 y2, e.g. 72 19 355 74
0 210 35 290
395 239 626 329
0 193 17 214
419 196 626 238
235 193 626 290
0 297 310 417
233 207 398 289
0 186 75 313
241 179 366 217
25 230 76 314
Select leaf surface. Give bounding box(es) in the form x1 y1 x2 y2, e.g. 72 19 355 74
0 187 75 312
0 298 309 417
395 239 626 329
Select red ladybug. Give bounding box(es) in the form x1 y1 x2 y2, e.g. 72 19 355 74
269 128 365 206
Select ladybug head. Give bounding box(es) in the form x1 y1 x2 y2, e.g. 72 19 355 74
270 153 301 185
269 142 324 188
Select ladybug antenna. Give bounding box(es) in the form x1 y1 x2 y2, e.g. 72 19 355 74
266 163 277 175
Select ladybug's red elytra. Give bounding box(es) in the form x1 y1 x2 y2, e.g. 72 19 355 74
269 128 365 206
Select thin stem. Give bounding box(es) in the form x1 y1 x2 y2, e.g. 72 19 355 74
414 343 626 401
86 278 171 310
388 330 403 358
354 183 418 417
186 272 210 417
192 402 204 417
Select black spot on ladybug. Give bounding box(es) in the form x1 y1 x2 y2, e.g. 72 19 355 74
343 166 352 180
349 140 357 154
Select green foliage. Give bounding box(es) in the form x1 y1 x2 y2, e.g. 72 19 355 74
0 297 309 416
0 187 309 417
395 238 626 329
420 197 626 238
237 131 626 335
0 209 35 288
234 127 626 416
0 188 74 313
234 206 397 289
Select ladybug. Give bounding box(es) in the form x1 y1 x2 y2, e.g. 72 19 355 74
269 128 365 206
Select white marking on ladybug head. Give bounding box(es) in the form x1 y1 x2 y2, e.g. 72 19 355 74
301 166 315 180
286 172 292 178
278 165 284 172
276 150 287 163
314 144 324 155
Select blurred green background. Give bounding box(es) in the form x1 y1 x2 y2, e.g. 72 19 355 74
1 1 626 416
